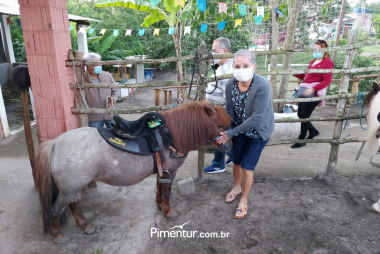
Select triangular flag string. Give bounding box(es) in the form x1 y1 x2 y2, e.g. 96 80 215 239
99 29 106 35
154 28 160 36
234 19 242 28
125 29 132 36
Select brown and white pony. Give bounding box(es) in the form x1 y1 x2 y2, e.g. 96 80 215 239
32 102 232 243
364 83 380 213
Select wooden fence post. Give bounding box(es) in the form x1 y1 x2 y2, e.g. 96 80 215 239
74 51 88 127
163 90 168 105
155 89 160 106
197 41 208 183
350 78 360 103
168 90 172 105
323 30 357 182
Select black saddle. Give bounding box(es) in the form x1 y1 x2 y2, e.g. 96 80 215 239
98 113 181 183
112 112 173 153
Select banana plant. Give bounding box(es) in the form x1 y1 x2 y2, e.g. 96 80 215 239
95 0 190 81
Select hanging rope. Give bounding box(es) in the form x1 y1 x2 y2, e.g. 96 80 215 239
343 91 366 131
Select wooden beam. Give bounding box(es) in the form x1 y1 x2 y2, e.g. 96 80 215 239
168 90 172 105
21 90 35 169
163 90 168 105
64 41 380 67
73 51 88 128
274 114 367 123
69 80 189 89
324 30 357 182
155 89 160 106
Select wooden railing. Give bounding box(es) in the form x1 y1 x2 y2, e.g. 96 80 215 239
67 31 379 183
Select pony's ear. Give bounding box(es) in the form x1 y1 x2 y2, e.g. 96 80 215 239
204 104 216 117
373 82 379 94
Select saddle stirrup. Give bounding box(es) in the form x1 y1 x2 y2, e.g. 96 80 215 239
154 129 172 184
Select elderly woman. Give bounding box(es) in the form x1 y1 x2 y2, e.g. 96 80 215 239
216 49 274 219
83 53 119 128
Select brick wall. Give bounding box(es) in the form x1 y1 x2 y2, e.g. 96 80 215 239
18 0 78 143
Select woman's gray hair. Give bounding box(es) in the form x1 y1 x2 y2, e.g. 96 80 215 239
83 52 101 61
233 49 256 65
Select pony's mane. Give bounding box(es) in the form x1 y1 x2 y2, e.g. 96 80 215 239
160 102 232 153
365 91 380 154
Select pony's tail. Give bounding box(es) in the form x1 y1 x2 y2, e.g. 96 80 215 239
33 139 67 234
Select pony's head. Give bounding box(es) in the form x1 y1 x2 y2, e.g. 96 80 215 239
365 82 380 154
364 82 380 106
161 102 233 153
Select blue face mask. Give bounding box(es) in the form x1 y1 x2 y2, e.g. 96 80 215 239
93 66 102 74
313 52 323 59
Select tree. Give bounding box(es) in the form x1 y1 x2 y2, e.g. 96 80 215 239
94 0 190 81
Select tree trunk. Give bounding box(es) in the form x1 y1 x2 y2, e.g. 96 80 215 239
277 0 302 112
270 0 279 112
173 26 183 82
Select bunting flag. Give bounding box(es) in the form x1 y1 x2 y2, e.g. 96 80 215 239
255 15 263 25
239 5 246 16
218 2 227 14
139 29 145 36
88 28 95 34
200 24 207 33
234 19 242 28
113 29 119 36
150 0 160 6
197 0 206 12
6 17 10 25
69 26 73 31
274 7 283 17
154 28 160 36
184 26 191 35
175 0 185 7
16 19 21 27
218 21 226 30
257 6 265 17
99 29 106 35
78 27 85 33
125 29 132 36
168 27 175 35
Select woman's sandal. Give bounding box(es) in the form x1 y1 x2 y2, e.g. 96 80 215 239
225 191 242 203
234 207 248 219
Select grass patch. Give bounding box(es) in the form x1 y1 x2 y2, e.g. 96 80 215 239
362 46 380 53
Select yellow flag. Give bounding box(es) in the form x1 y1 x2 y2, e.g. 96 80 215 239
153 29 160 36
99 29 106 35
234 19 242 28
175 0 185 7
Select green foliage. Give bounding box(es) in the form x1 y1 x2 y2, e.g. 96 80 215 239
99 34 117 54
9 16 26 62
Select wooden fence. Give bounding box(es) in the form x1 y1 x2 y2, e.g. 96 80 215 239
66 31 380 183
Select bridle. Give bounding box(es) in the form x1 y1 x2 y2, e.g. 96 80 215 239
187 49 219 101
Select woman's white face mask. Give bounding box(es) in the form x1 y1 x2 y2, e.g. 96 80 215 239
233 65 255 82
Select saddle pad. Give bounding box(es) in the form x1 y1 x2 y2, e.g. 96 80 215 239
98 128 154 156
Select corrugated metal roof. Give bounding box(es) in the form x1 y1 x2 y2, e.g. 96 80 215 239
0 0 101 23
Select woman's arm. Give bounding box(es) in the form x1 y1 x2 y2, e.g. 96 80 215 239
312 61 334 91
226 83 271 138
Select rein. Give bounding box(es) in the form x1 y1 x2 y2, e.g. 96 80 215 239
188 50 218 101
343 92 366 131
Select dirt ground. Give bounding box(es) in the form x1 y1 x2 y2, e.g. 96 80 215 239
146 174 380 254
2 70 380 253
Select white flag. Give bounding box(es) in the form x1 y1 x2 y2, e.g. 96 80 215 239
257 6 264 17
78 27 85 34
184 26 191 35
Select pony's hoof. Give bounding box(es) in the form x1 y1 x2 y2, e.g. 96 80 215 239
84 225 96 235
369 205 380 214
167 210 178 219
53 235 69 244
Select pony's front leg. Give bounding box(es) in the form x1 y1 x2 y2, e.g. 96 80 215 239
161 182 178 218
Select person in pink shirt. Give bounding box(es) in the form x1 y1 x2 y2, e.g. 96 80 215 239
291 40 334 148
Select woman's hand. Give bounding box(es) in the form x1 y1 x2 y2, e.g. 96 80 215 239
108 97 114 109
216 131 230 144
302 87 314 97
